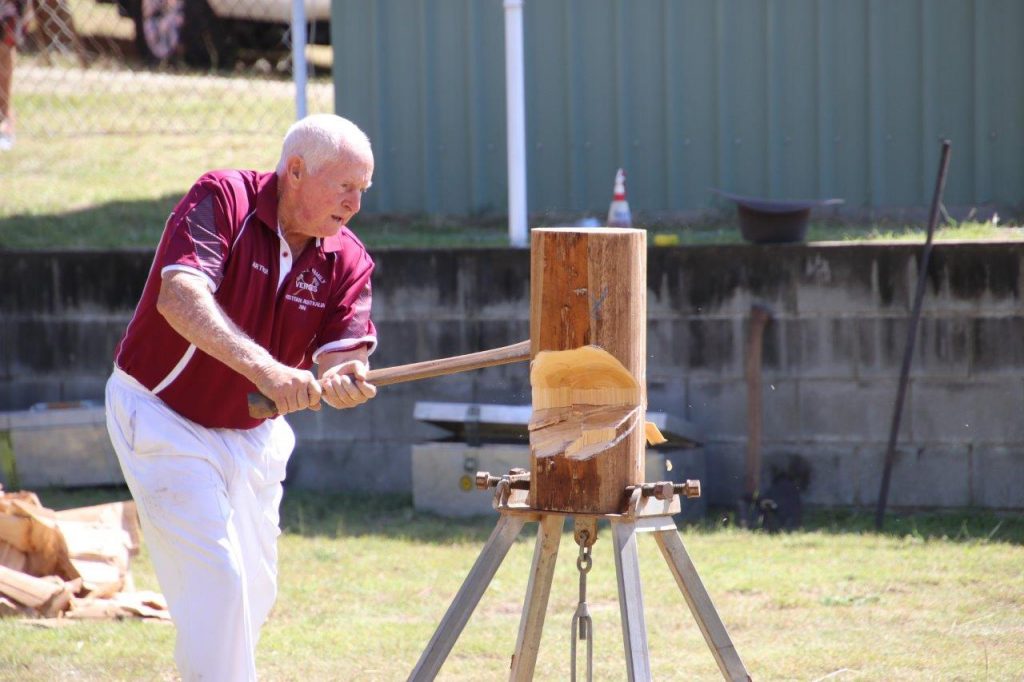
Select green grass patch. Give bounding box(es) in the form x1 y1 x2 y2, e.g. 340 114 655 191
1 487 1021 680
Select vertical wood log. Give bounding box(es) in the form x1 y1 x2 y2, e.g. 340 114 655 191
529 228 646 513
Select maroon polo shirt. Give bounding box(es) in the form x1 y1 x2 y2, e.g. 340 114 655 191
114 169 377 430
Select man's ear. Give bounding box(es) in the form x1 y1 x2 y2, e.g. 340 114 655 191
287 155 304 182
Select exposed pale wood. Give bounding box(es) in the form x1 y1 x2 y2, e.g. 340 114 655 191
55 500 142 557
529 228 647 513
117 589 167 613
69 591 171 621
509 515 564 681
529 346 643 462
55 504 139 596
0 499 79 580
530 405 639 461
0 492 168 621
0 564 70 616
530 346 640 410
0 514 32 552
68 559 123 598
0 490 42 510
0 595 23 616
66 597 126 620
0 541 27 573
644 421 667 445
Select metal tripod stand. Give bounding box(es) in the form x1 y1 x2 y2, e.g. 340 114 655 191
408 474 750 681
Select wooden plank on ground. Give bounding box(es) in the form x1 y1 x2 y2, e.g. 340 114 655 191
0 541 27 573
0 564 72 617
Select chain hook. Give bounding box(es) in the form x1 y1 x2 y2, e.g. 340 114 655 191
570 529 594 682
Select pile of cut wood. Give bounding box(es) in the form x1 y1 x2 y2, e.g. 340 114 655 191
0 485 169 621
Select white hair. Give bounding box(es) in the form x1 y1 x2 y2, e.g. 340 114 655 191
275 114 373 176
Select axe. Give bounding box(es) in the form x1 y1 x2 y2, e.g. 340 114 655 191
247 340 531 419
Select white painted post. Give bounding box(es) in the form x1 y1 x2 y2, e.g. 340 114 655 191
504 0 528 248
291 0 308 120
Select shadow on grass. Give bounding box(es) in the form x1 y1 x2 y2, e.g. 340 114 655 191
32 487 1023 547
0 196 181 250
279 488 497 545
695 505 1024 546
0 200 512 250
801 507 1024 546
5 199 1017 250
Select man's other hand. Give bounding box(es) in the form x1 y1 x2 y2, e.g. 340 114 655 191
254 364 323 415
320 360 377 409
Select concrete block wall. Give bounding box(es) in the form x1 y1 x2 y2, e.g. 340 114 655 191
1 243 1021 509
644 244 1023 509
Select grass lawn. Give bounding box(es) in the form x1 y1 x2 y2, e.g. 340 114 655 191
1 488 1021 681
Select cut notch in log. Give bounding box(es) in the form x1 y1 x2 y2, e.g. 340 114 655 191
529 347 667 463
529 346 642 463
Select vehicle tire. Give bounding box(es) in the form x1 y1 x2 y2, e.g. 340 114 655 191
182 0 236 69
131 0 186 63
245 23 289 52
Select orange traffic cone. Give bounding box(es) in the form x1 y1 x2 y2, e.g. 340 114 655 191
607 168 632 228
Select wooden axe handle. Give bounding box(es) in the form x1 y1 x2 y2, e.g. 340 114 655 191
247 340 531 419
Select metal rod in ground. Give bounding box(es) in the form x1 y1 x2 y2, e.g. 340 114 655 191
874 140 952 531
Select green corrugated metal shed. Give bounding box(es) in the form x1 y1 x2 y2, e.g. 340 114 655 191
331 0 1024 217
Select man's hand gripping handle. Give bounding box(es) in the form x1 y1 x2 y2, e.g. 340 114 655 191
247 340 531 419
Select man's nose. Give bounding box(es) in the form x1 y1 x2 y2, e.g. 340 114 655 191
343 190 361 213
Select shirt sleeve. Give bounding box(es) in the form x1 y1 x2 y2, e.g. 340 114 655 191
312 277 377 362
158 180 234 292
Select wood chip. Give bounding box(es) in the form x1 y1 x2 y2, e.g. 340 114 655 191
644 420 667 445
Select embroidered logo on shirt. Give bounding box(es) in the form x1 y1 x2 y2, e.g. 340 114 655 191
287 269 327 311
252 261 269 275
295 269 324 293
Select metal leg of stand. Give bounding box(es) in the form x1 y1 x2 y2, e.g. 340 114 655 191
509 514 564 681
654 528 751 682
611 519 651 682
409 513 529 682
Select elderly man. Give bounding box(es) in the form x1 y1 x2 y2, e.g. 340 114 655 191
105 114 378 680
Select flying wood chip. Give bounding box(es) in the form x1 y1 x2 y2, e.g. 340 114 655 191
644 421 667 445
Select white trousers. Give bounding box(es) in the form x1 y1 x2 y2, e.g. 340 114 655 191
105 368 295 682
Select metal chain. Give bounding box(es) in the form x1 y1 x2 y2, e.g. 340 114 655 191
570 530 594 682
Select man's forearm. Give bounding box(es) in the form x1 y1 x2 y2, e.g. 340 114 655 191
156 271 277 385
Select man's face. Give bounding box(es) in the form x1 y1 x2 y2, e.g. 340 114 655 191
281 153 374 240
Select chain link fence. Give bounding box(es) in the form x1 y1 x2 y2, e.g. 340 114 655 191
12 0 333 137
